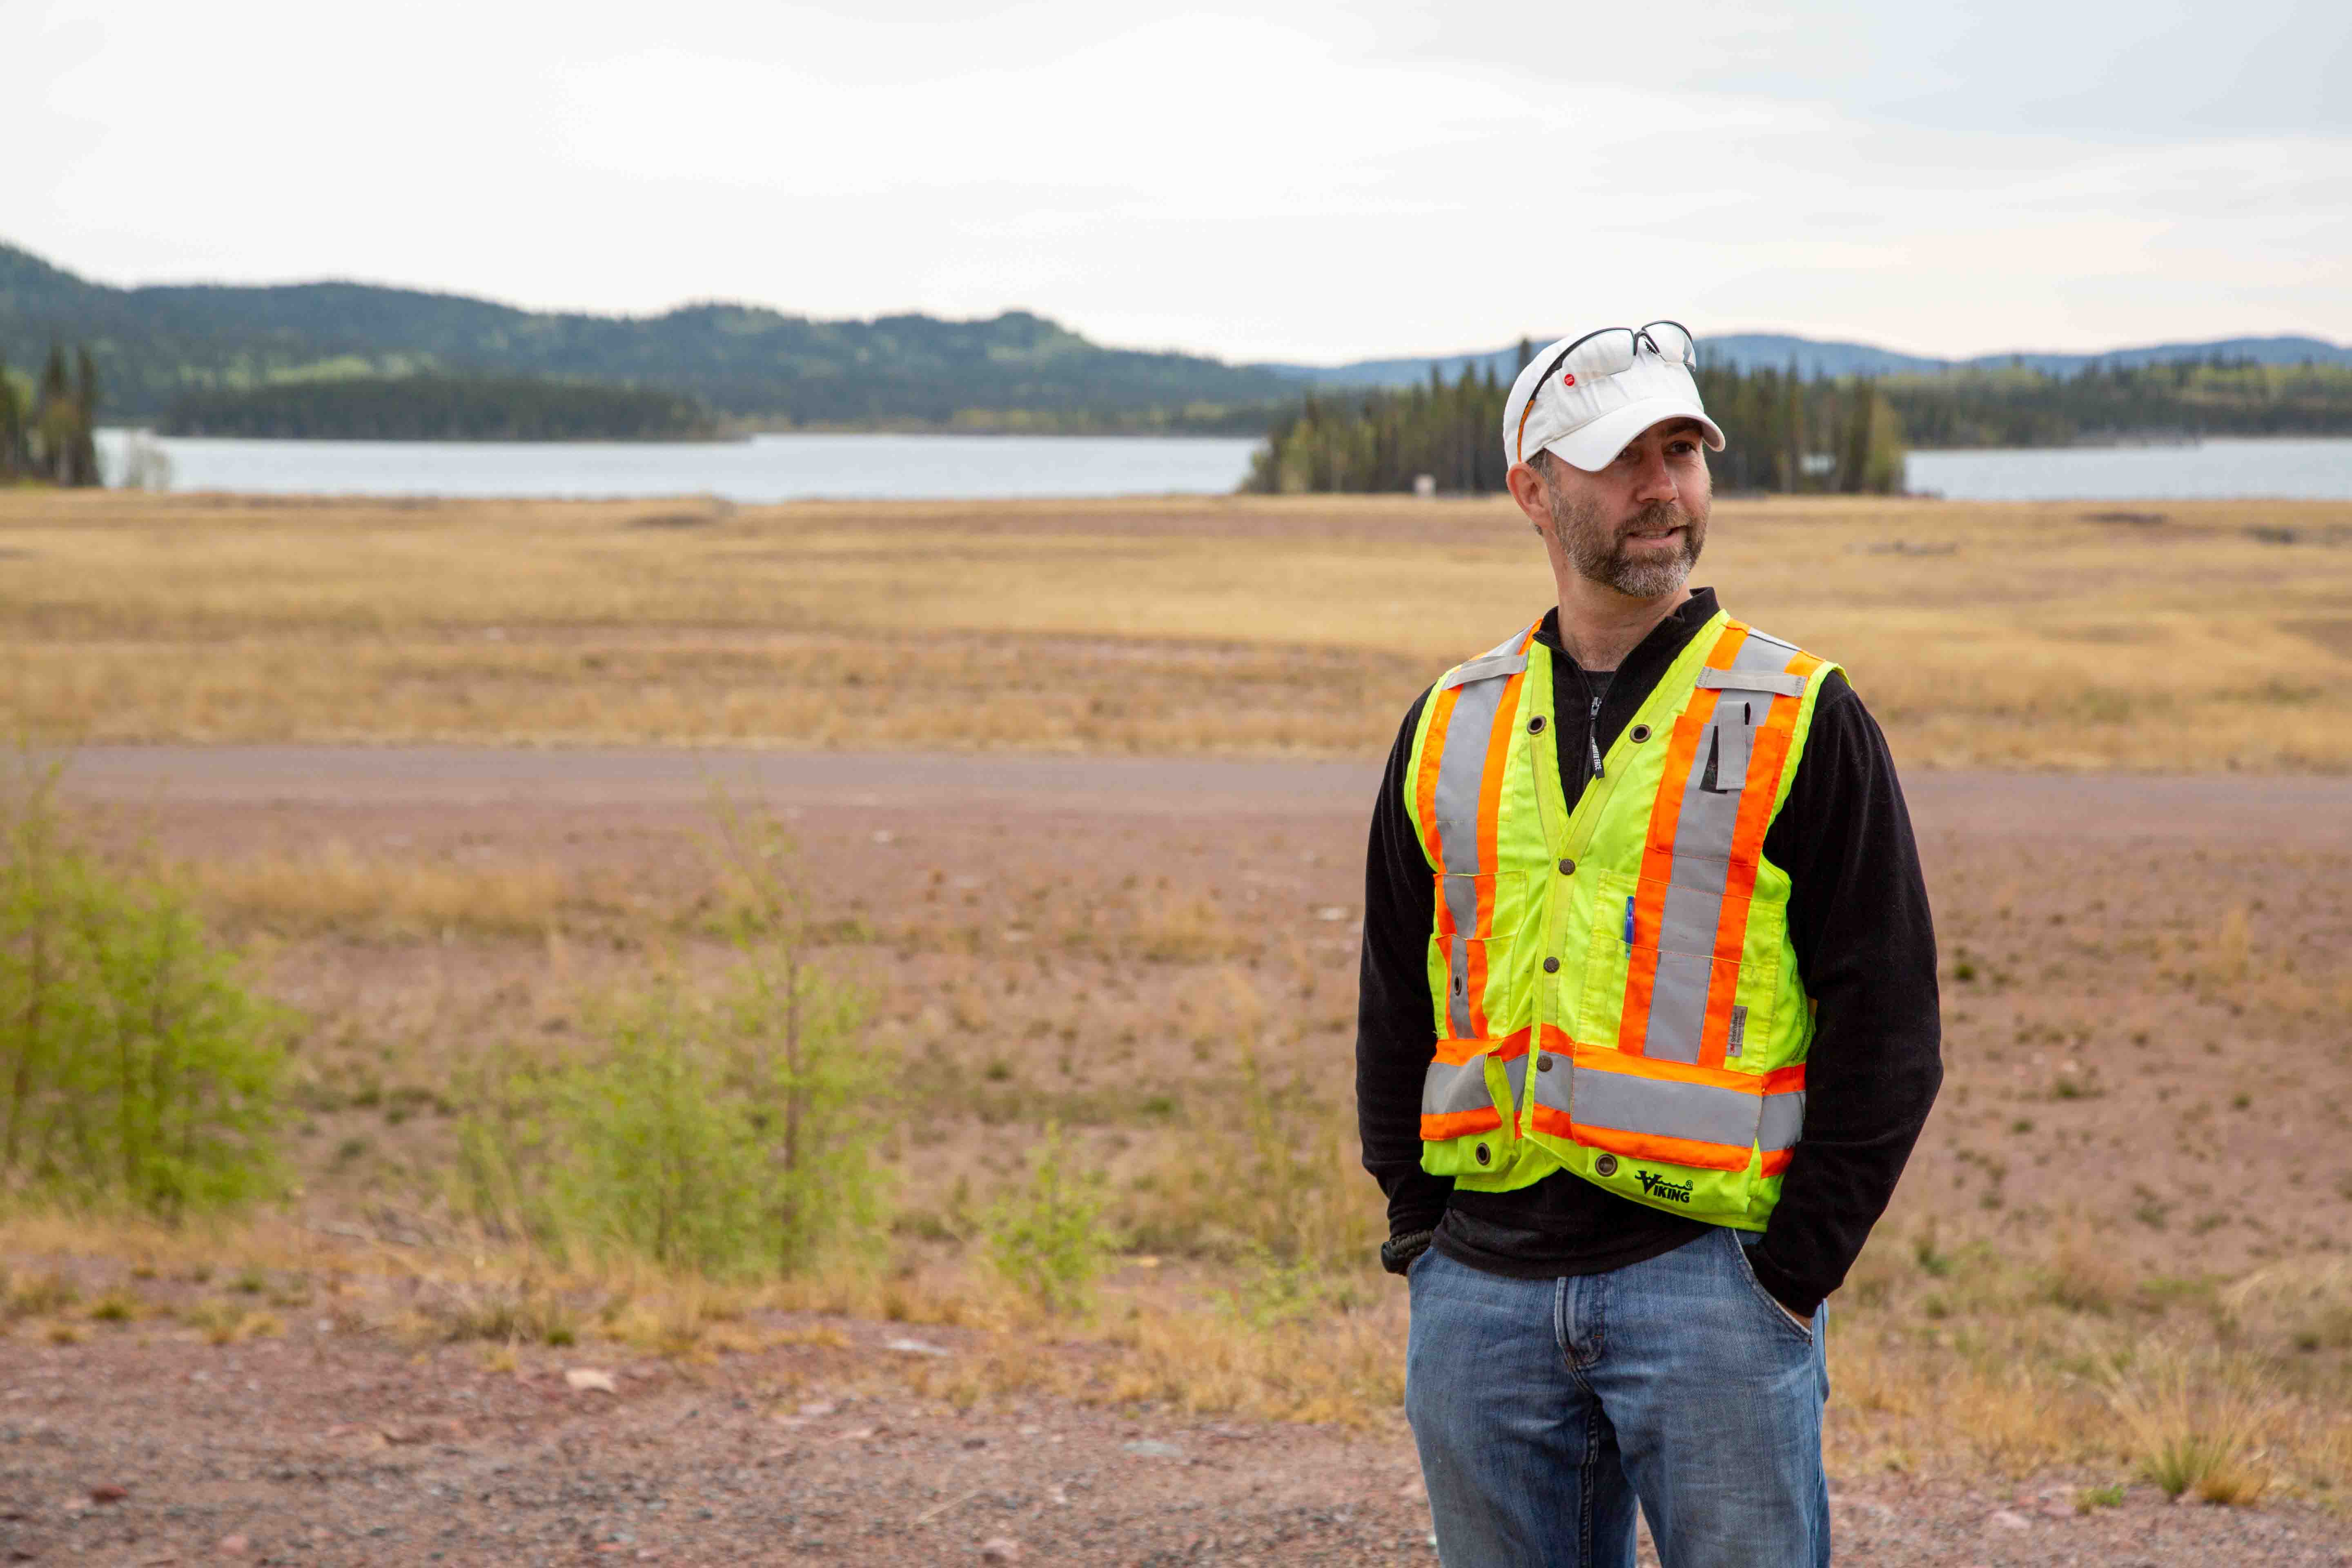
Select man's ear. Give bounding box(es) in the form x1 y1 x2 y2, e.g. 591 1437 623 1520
1506 458 1552 537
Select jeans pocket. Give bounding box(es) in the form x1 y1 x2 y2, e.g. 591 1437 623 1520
1728 1229 1814 1345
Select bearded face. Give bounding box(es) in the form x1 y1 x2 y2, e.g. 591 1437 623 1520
1543 470 1709 600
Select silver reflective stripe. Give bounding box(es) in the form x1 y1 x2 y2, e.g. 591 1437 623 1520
1433 630 1528 1032
1446 931 1472 1038
1714 700 1752 790
1502 1051 1528 1116
1697 667 1808 697
1532 1050 1570 1117
1441 652 1530 690
1422 1058 1494 1119
1759 1087 1806 1151
1572 1065 1760 1150
1441 877 1480 945
1434 674 1508 875
1641 949 1715 1065
1638 629 1799 1060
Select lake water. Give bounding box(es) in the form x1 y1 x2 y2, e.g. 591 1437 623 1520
94 430 2352 503
1904 437 2352 501
94 430 1263 502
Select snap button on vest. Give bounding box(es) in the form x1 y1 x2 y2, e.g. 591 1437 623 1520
1527 714 1546 734
1542 957 1559 973
1558 858 1575 875
1595 1154 1618 1176
1474 1143 1491 1167
1630 723 1653 742
1536 1054 1552 1072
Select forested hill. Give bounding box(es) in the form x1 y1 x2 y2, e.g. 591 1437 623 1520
0 241 1298 425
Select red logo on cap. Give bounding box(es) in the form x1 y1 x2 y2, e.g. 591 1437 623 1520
1561 372 1576 387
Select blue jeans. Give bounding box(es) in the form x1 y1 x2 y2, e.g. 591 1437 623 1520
1405 1227 1829 1568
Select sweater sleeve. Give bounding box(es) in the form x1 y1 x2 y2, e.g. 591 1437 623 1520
1354 689 1454 1238
1745 673 1944 1317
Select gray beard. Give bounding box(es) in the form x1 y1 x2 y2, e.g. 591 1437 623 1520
1552 495 1705 599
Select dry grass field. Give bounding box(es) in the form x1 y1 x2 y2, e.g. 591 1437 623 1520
4 488 2351 768
5 488 2352 1561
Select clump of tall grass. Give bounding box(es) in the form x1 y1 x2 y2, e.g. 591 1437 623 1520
455 804 891 1278
0 768 287 1218
2099 1351 2276 1505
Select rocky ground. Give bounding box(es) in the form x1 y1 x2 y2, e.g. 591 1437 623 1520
2 1288 2347 1568
17 750 2349 1564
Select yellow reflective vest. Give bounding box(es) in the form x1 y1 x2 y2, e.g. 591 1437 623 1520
1401 609 1840 1229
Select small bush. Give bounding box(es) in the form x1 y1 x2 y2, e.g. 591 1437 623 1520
2075 1483 2126 1512
456 808 890 1278
984 1124 1109 1317
0 771 287 1218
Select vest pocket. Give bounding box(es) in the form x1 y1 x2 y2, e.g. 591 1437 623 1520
1420 1038 1510 1175
1432 871 1531 1041
1583 868 1778 1068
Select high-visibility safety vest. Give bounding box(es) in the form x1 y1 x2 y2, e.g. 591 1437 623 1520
1403 609 1840 1229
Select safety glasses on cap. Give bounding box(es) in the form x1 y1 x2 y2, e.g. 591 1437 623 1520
1516 321 1700 463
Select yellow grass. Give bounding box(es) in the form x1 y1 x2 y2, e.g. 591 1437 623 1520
4 489 2349 768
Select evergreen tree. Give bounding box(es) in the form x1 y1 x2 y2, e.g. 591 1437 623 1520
1839 379 1875 494
68 347 101 487
0 352 22 478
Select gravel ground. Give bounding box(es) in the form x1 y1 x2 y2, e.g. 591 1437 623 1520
3 1311 2345 1567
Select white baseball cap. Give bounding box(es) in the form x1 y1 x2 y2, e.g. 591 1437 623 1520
1501 326 1726 473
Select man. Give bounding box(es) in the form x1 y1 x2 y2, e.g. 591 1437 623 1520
1354 322 1942 1567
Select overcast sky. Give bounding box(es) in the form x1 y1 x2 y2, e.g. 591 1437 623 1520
12 0 2349 363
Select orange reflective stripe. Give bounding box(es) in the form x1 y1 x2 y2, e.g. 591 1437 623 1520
1431 1030 1533 1064
1620 623 1744 1057
1762 1062 1807 1094
1421 1107 1502 1140
1572 1042 1773 1095
1415 683 1461 874
1696 645 1821 1067
1759 1148 1795 1176
1565 1124 1751 1174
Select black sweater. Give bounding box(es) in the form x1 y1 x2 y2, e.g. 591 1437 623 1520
1353 590 1942 1316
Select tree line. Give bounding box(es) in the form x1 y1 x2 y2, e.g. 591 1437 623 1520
1243 346 1905 495
0 345 102 486
1877 359 2352 447
160 374 724 442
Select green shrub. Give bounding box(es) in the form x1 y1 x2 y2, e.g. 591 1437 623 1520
985 1124 1110 1317
0 771 285 1218
457 807 889 1278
